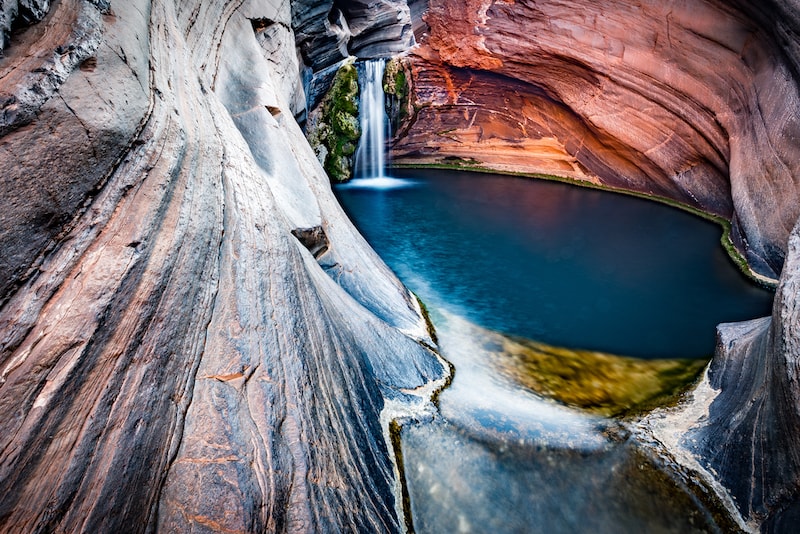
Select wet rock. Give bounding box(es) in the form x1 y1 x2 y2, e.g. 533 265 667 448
648 219 800 530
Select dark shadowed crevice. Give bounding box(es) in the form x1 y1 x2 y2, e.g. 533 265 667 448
291 226 330 259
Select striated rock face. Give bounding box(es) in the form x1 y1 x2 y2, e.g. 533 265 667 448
395 0 800 279
292 0 414 72
0 0 118 303
0 0 445 532
391 58 655 189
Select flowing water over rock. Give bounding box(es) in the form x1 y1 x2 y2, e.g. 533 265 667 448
355 59 388 179
399 312 738 533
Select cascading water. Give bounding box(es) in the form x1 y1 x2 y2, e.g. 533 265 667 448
340 59 414 190
355 59 388 179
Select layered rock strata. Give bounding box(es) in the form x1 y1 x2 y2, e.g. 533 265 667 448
292 0 414 72
394 0 800 280
0 0 445 532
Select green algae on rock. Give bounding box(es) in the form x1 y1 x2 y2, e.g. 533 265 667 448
494 335 708 418
306 58 361 182
383 57 411 136
454 325 708 418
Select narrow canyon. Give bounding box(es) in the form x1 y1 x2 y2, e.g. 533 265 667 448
0 0 798 532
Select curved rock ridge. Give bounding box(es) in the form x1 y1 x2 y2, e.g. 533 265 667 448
394 0 800 279
292 0 414 72
0 0 446 532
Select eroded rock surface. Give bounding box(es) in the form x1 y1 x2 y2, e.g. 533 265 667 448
647 219 800 531
0 0 445 532
292 0 414 72
395 0 800 279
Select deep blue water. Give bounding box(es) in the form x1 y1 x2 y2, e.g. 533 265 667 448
335 169 774 358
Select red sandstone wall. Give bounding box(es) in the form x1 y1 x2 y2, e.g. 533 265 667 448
393 0 800 279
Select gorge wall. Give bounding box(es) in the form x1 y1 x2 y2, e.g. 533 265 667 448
0 0 800 532
0 1 445 531
391 0 800 281
387 1 800 530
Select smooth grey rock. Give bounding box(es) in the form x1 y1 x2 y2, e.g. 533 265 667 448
645 217 800 531
0 0 446 532
693 219 800 527
341 0 415 58
292 0 350 71
292 0 414 71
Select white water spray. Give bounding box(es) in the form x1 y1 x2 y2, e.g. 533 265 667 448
355 59 388 179
343 59 416 190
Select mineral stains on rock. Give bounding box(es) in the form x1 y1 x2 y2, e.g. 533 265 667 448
0 1 445 532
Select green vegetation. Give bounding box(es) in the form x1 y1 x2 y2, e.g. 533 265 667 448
383 57 411 135
413 293 438 345
310 59 361 182
391 161 777 288
388 419 415 534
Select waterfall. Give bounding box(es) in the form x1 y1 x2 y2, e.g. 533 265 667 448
355 59 387 179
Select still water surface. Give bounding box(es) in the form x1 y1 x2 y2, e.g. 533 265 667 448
336 169 766 532
336 169 773 358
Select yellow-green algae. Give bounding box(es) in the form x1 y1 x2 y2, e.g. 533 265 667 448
469 323 708 418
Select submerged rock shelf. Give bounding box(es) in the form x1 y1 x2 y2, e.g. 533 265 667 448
398 312 742 533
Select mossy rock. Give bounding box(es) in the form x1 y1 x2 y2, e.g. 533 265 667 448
383 57 411 136
383 57 408 101
325 153 352 182
307 58 361 183
328 61 359 116
332 111 360 139
493 334 708 418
